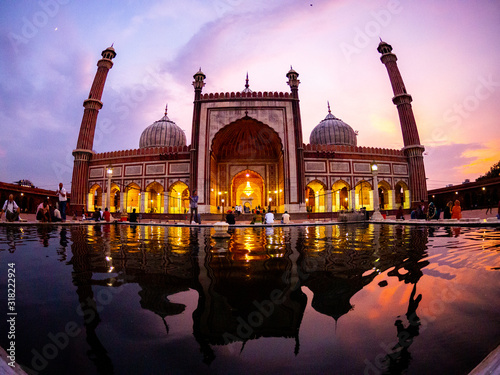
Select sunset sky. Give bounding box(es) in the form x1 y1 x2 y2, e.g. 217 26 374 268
1 0 499 191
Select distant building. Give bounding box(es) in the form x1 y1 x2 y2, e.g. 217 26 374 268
429 176 500 210
0 181 60 213
71 41 427 214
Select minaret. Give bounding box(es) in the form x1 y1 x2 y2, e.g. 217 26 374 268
190 68 206 196
377 40 427 206
287 67 306 206
71 46 116 213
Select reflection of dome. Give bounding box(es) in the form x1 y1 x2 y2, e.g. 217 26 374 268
309 104 357 146
139 105 186 148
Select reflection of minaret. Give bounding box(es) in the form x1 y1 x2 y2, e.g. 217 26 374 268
69 227 114 373
377 41 427 206
71 46 116 213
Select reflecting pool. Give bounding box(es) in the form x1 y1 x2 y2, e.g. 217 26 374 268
0 224 499 374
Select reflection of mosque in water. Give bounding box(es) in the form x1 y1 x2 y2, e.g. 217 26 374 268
67 224 429 372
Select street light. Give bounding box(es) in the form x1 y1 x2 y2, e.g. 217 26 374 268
370 162 383 221
107 165 113 212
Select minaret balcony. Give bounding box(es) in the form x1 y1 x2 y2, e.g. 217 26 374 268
392 93 413 105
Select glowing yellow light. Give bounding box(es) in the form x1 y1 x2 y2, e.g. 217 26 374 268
243 181 253 197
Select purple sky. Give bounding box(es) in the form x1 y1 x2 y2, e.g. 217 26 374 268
1 0 499 191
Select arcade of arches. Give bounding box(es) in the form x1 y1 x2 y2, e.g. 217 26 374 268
305 179 410 213
87 181 190 214
86 178 409 214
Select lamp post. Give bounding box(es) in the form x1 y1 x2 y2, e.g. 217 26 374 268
106 165 113 212
371 162 384 221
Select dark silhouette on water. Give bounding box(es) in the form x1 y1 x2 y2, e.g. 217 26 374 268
382 284 423 374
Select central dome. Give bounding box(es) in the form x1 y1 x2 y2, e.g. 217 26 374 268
139 106 186 148
309 105 357 146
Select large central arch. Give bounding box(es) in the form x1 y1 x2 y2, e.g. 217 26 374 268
209 116 285 212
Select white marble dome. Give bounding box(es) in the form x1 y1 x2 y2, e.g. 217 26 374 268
139 106 186 148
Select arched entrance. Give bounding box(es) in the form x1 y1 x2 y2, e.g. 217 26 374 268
355 180 372 210
332 180 350 211
378 180 392 210
231 170 264 212
145 181 164 213
306 180 326 212
210 117 284 213
395 181 410 209
110 183 120 212
88 184 102 212
168 181 189 214
125 183 140 213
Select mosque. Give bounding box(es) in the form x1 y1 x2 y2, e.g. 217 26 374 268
71 41 427 215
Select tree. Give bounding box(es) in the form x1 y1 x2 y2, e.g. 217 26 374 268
476 161 500 181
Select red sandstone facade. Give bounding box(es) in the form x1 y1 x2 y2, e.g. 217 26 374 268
71 42 427 214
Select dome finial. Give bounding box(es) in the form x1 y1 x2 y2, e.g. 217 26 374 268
164 103 168 116
327 101 331 114
242 72 253 93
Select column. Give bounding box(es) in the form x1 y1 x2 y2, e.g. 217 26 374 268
326 190 332 213
120 191 126 212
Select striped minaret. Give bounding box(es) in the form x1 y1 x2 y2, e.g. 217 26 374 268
377 40 427 207
287 67 306 206
71 46 116 213
189 68 206 196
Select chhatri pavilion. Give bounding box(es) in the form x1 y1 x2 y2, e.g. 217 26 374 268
71 41 427 215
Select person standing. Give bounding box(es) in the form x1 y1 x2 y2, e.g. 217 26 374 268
396 206 405 220
56 182 67 221
0 194 20 222
190 190 198 223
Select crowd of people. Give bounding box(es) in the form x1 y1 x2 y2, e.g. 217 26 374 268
2 186 500 224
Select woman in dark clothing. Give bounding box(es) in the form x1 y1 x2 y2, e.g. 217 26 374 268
443 201 453 219
396 206 405 220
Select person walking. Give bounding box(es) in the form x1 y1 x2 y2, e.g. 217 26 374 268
485 198 493 214
56 182 67 221
189 190 198 223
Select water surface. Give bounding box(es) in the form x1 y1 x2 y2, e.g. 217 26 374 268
0 224 499 374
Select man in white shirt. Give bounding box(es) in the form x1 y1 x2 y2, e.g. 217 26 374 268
53 208 62 222
282 211 290 224
264 210 274 224
0 194 20 222
56 182 67 221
